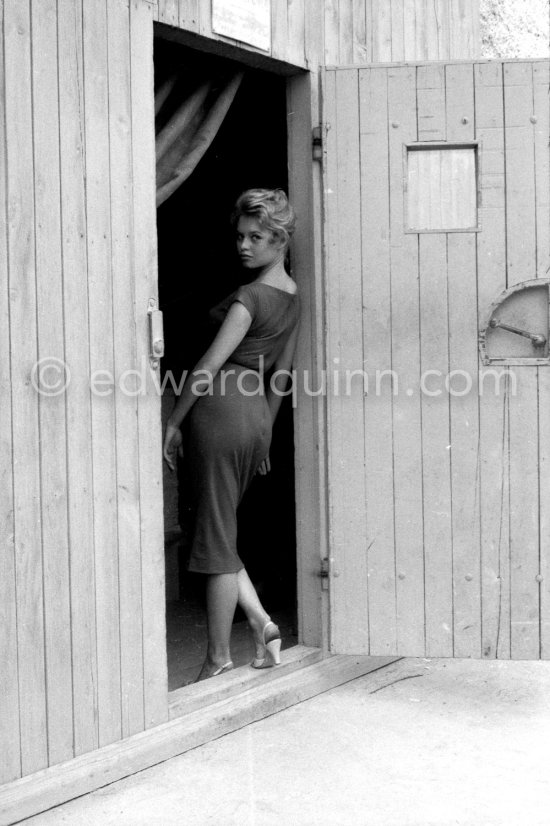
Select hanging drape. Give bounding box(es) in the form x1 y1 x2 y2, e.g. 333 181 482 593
155 70 244 208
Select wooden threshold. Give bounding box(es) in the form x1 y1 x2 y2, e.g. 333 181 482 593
0 653 398 825
169 644 323 718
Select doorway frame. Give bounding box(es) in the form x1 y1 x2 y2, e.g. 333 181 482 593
153 24 331 708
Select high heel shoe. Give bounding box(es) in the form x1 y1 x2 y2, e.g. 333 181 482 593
251 621 281 669
195 660 233 682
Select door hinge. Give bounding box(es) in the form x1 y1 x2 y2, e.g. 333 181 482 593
319 557 331 590
312 125 323 162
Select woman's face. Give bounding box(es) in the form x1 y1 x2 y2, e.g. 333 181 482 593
236 216 284 270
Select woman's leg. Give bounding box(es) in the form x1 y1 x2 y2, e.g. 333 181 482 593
237 568 274 660
196 572 238 680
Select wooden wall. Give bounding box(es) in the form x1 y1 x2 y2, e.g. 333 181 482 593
324 59 550 659
154 0 480 68
0 0 167 786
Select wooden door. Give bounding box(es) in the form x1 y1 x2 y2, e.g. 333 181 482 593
323 60 550 659
0 0 166 785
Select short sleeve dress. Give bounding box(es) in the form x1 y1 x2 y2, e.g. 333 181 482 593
185 281 300 574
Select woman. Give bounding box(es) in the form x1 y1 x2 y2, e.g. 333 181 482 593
163 188 300 681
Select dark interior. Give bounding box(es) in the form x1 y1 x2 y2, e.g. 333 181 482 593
154 38 298 689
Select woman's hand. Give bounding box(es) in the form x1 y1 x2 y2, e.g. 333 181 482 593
163 422 183 472
256 454 271 476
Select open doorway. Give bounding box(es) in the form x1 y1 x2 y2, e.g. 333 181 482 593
154 37 298 690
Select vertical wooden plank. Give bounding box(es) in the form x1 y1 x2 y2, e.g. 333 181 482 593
450 0 479 59
304 0 323 71
359 68 397 655
352 0 368 63
419 234 453 656
325 68 369 653
57 0 99 755
417 64 446 141
271 0 289 61
413 0 427 60
403 0 416 61
429 0 450 60
338 0 354 65
130 0 169 726
4 0 48 775
323 0 339 65
287 0 306 68
475 62 511 659
83 0 122 746
416 56 452 658
372 0 392 62
158 0 178 26
445 63 481 658
198 0 213 38
533 62 550 281
107 0 145 738
388 66 425 655
504 62 540 659
389 0 404 62
178 0 199 31
448 230 481 658
534 61 550 658
287 73 325 647
0 0 21 785
31 0 74 767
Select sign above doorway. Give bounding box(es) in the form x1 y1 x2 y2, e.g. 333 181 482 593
212 0 271 52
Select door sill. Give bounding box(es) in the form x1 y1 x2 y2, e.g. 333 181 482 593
168 644 323 718
0 653 398 825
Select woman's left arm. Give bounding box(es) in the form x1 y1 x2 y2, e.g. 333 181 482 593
256 320 300 477
265 321 300 424
163 302 252 469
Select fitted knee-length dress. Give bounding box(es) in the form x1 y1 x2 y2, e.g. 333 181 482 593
186 281 300 575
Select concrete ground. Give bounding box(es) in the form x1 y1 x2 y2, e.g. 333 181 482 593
22 658 550 826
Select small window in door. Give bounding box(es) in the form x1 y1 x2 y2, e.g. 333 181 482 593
405 143 478 233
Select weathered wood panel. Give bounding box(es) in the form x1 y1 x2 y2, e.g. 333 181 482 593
0 0 21 786
130 0 169 729
58 0 99 756
83 0 123 747
4 0 48 777
387 66 425 656
108 0 146 739
287 74 325 648
154 0 480 69
358 67 396 655
324 68 369 653
325 60 549 659
504 63 540 659
0 0 168 784
534 62 550 657
31 0 74 767
475 62 510 660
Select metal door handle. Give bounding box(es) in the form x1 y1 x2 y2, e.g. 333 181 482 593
489 317 547 347
148 299 164 368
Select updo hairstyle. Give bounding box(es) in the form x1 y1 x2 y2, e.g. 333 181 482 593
231 188 296 249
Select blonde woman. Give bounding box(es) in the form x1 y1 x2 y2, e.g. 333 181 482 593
163 189 299 681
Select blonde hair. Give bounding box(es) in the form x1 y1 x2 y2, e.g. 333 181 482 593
231 188 296 248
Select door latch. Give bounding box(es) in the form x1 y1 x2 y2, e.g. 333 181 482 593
148 298 164 369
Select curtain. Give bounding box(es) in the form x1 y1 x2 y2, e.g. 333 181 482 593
155 70 244 208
